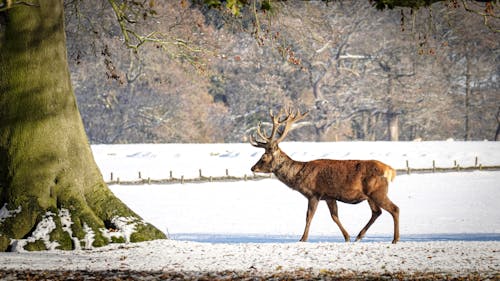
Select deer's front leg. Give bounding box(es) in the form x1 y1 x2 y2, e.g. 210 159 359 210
300 196 319 242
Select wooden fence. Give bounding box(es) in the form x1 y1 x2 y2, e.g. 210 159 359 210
106 163 500 186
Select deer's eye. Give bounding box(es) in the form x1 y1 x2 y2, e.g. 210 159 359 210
262 154 272 162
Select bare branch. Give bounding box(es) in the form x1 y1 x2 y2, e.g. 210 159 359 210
461 0 499 32
107 0 212 72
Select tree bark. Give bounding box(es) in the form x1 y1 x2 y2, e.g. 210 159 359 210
495 107 500 141
386 75 399 142
0 0 165 252
464 52 471 141
388 113 399 141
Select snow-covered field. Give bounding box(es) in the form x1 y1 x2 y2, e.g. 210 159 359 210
92 141 500 181
1 142 499 278
111 173 500 241
93 141 500 241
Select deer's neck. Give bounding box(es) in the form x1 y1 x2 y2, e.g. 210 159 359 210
273 150 308 189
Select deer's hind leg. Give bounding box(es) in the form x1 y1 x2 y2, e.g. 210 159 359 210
376 197 399 244
326 199 350 242
355 199 382 242
364 176 400 244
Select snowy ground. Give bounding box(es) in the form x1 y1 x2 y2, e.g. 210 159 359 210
1 240 498 277
1 142 499 278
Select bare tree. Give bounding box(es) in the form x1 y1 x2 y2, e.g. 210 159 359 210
495 107 500 141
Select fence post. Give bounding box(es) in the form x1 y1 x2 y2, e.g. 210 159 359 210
406 160 410 175
138 171 142 179
110 172 114 181
432 160 435 173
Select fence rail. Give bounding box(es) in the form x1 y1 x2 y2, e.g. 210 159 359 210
106 164 500 186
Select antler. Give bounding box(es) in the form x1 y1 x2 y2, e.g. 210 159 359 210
250 108 308 148
275 108 308 143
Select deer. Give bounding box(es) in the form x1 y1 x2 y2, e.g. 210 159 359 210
250 108 400 243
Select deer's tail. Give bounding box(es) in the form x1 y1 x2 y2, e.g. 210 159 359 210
383 166 396 182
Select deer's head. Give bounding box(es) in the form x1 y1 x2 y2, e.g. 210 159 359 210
250 108 308 173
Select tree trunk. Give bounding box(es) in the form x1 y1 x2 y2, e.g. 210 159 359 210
388 113 399 141
0 0 165 252
495 107 500 141
464 51 471 141
495 124 500 141
385 74 399 142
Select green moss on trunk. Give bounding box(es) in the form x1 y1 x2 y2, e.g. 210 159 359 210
24 240 47 252
0 0 166 252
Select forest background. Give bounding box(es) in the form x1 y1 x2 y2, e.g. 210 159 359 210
66 1 499 144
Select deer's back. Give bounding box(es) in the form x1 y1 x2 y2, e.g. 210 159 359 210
301 159 394 203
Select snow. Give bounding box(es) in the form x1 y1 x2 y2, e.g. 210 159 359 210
91 141 500 181
10 212 60 252
82 223 95 250
8 213 145 252
101 216 145 243
59 208 81 250
0 204 21 224
1 240 498 276
1 141 499 276
110 172 500 239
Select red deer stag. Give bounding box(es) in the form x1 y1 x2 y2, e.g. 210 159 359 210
250 108 399 243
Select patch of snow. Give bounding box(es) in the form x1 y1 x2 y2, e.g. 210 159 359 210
83 223 95 250
58 208 81 250
10 211 59 252
0 203 21 224
8 240 27 253
101 216 141 243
